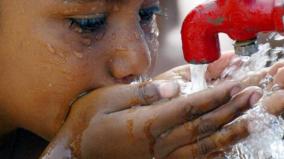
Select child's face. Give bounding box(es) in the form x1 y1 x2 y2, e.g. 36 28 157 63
0 0 159 138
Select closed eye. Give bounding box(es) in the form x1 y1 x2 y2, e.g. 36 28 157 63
69 14 107 33
139 6 161 23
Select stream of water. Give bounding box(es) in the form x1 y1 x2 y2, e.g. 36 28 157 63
183 33 284 159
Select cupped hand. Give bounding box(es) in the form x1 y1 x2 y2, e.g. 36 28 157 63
41 79 262 159
227 59 284 116
261 60 284 115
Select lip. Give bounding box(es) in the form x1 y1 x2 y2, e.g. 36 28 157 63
69 74 145 108
115 75 137 84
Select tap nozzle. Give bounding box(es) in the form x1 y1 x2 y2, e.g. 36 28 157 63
234 39 258 56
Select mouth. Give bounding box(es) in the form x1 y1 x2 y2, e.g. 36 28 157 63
115 74 151 85
115 75 139 84
68 74 151 110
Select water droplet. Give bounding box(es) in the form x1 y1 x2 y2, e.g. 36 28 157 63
48 83 53 87
95 32 105 40
74 27 83 33
57 51 65 59
81 38 92 46
135 32 140 40
47 44 56 54
73 51 83 58
46 44 66 62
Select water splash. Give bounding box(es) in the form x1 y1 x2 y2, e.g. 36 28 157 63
223 33 284 159
221 43 272 81
179 33 284 158
225 104 284 159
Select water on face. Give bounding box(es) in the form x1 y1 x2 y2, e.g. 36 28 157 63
182 33 284 159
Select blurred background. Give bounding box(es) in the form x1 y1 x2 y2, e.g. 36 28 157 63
153 0 234 75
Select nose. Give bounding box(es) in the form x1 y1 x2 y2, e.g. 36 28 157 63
108 23 152 80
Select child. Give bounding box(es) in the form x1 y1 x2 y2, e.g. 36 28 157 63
0 0 281 158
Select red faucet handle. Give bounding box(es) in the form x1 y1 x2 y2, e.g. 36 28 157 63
273 5 284 32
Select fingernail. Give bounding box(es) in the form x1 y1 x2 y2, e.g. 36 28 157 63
158 81 180 98
230 86 242 97
250 90 263 106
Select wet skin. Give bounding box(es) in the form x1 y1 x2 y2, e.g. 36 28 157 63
260 61 284 115
0 0 159 139
0 0 281 158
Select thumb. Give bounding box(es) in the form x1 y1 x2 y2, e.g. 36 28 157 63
75 80 180 113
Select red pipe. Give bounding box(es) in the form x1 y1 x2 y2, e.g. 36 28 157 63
181 0 284 64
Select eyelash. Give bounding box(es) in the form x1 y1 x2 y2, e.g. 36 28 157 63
69 14 107 33
139 6 161 23
68 6 161 33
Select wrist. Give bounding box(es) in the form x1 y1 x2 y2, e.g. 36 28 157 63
40 113 88 159
40 125 75 158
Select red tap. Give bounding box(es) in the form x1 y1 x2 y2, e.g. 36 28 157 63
181 0 284 64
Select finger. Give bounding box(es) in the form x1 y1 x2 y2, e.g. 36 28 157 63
165 120 249 159
241 69 268 87
220 55 244 80
207 51 235 80
154 65 191 81
149 81 241 138
263 90 284 116
78 80 180 113
274 67 284 87
268 60 284 76
155 87 262 158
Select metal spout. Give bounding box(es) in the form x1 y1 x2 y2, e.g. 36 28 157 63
234 39 258 56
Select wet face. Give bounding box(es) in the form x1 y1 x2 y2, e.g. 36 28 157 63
0 0 160 139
